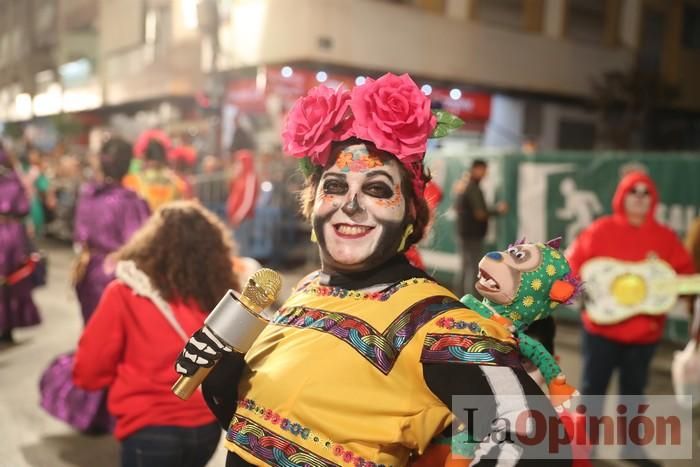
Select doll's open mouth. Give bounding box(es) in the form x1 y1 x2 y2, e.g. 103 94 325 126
477 268 500 291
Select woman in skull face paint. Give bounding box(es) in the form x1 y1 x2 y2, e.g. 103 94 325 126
303 139 429 276
177 74 572 467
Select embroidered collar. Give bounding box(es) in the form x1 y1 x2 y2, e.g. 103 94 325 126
320 254 432 290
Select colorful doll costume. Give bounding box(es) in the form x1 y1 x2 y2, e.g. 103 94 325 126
412 239 581 466
460 238 580 408
189 74 572 466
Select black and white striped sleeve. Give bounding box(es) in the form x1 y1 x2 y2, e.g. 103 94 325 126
423 362 573 466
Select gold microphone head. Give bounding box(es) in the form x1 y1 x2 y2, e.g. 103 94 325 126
238 268 282 313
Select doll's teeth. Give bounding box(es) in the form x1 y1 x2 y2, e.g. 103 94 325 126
479 276 499 290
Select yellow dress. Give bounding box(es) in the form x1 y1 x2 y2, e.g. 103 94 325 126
122 169 185 211
223 276 518 467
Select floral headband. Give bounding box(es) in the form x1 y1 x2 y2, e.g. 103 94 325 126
281 73 463 197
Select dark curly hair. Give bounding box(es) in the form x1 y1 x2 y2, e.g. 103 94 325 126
115 201 239 311
299 139 431 252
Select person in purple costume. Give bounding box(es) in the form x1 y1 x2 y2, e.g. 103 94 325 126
73 138 150 323
38 138 149 433
0 143 40 344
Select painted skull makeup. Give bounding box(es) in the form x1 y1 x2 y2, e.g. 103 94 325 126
312 143 409 273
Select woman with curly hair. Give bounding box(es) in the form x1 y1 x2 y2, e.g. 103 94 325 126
74 200 240 467
176 74 572 466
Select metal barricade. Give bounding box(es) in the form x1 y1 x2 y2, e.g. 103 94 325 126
189 171 313 266
191 171 231 220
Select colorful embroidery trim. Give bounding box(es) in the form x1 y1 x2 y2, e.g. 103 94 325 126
274 296 463 374
420 333 521 367
235 399 392 466
435 317 484 334
298 277 434 301
237 399 311 440
228 414 340 467
228 412 390 467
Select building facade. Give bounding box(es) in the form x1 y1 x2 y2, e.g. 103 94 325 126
0 0 699 150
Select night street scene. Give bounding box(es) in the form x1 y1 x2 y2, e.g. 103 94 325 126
1 1 700 467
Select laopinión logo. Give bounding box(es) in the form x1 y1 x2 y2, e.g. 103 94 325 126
450 395 692 461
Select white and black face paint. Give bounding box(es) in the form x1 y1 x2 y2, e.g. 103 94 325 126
312 143 409 274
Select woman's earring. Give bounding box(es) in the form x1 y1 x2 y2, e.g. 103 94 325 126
310 228 318 243
397 224 414 252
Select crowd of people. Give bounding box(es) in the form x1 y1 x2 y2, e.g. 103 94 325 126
1 72 699 467
0 132 261 244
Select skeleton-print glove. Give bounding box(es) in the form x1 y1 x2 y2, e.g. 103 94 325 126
175 326 232 376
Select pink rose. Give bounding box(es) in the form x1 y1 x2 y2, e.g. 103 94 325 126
351 73 436 161
281 85 353 166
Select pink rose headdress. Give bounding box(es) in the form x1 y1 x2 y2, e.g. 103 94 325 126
281 85 353 167
133 129 172 159
281 73 463 197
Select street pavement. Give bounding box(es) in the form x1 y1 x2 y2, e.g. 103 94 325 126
0 241 697 466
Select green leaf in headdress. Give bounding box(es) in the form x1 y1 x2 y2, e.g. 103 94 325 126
430 110 465 138
298 156 315 178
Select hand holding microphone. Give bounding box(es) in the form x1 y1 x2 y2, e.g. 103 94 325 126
175 327 232 377
173 268 282 400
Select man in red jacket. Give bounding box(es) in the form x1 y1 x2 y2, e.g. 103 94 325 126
566 171 694 464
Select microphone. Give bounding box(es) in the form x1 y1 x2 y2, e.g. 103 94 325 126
172 268 282 400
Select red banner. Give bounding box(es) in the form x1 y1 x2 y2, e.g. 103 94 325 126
225 68 491 125
431 89 491 122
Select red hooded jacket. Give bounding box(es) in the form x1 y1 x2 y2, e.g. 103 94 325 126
566 171 694 344
227 150 258 227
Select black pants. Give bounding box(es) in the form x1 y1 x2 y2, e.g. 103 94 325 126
581 328 657 435
121 423 221 467
455 237 484 297
581 329 657 396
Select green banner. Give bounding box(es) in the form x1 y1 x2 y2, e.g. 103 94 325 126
421 151 700 342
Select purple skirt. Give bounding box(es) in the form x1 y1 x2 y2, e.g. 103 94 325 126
75 254 112 324
0 221 40 330
39 352 114 433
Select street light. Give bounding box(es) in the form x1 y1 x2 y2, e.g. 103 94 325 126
182 0 199 29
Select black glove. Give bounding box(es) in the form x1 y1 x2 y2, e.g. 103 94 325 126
175 326 232 376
